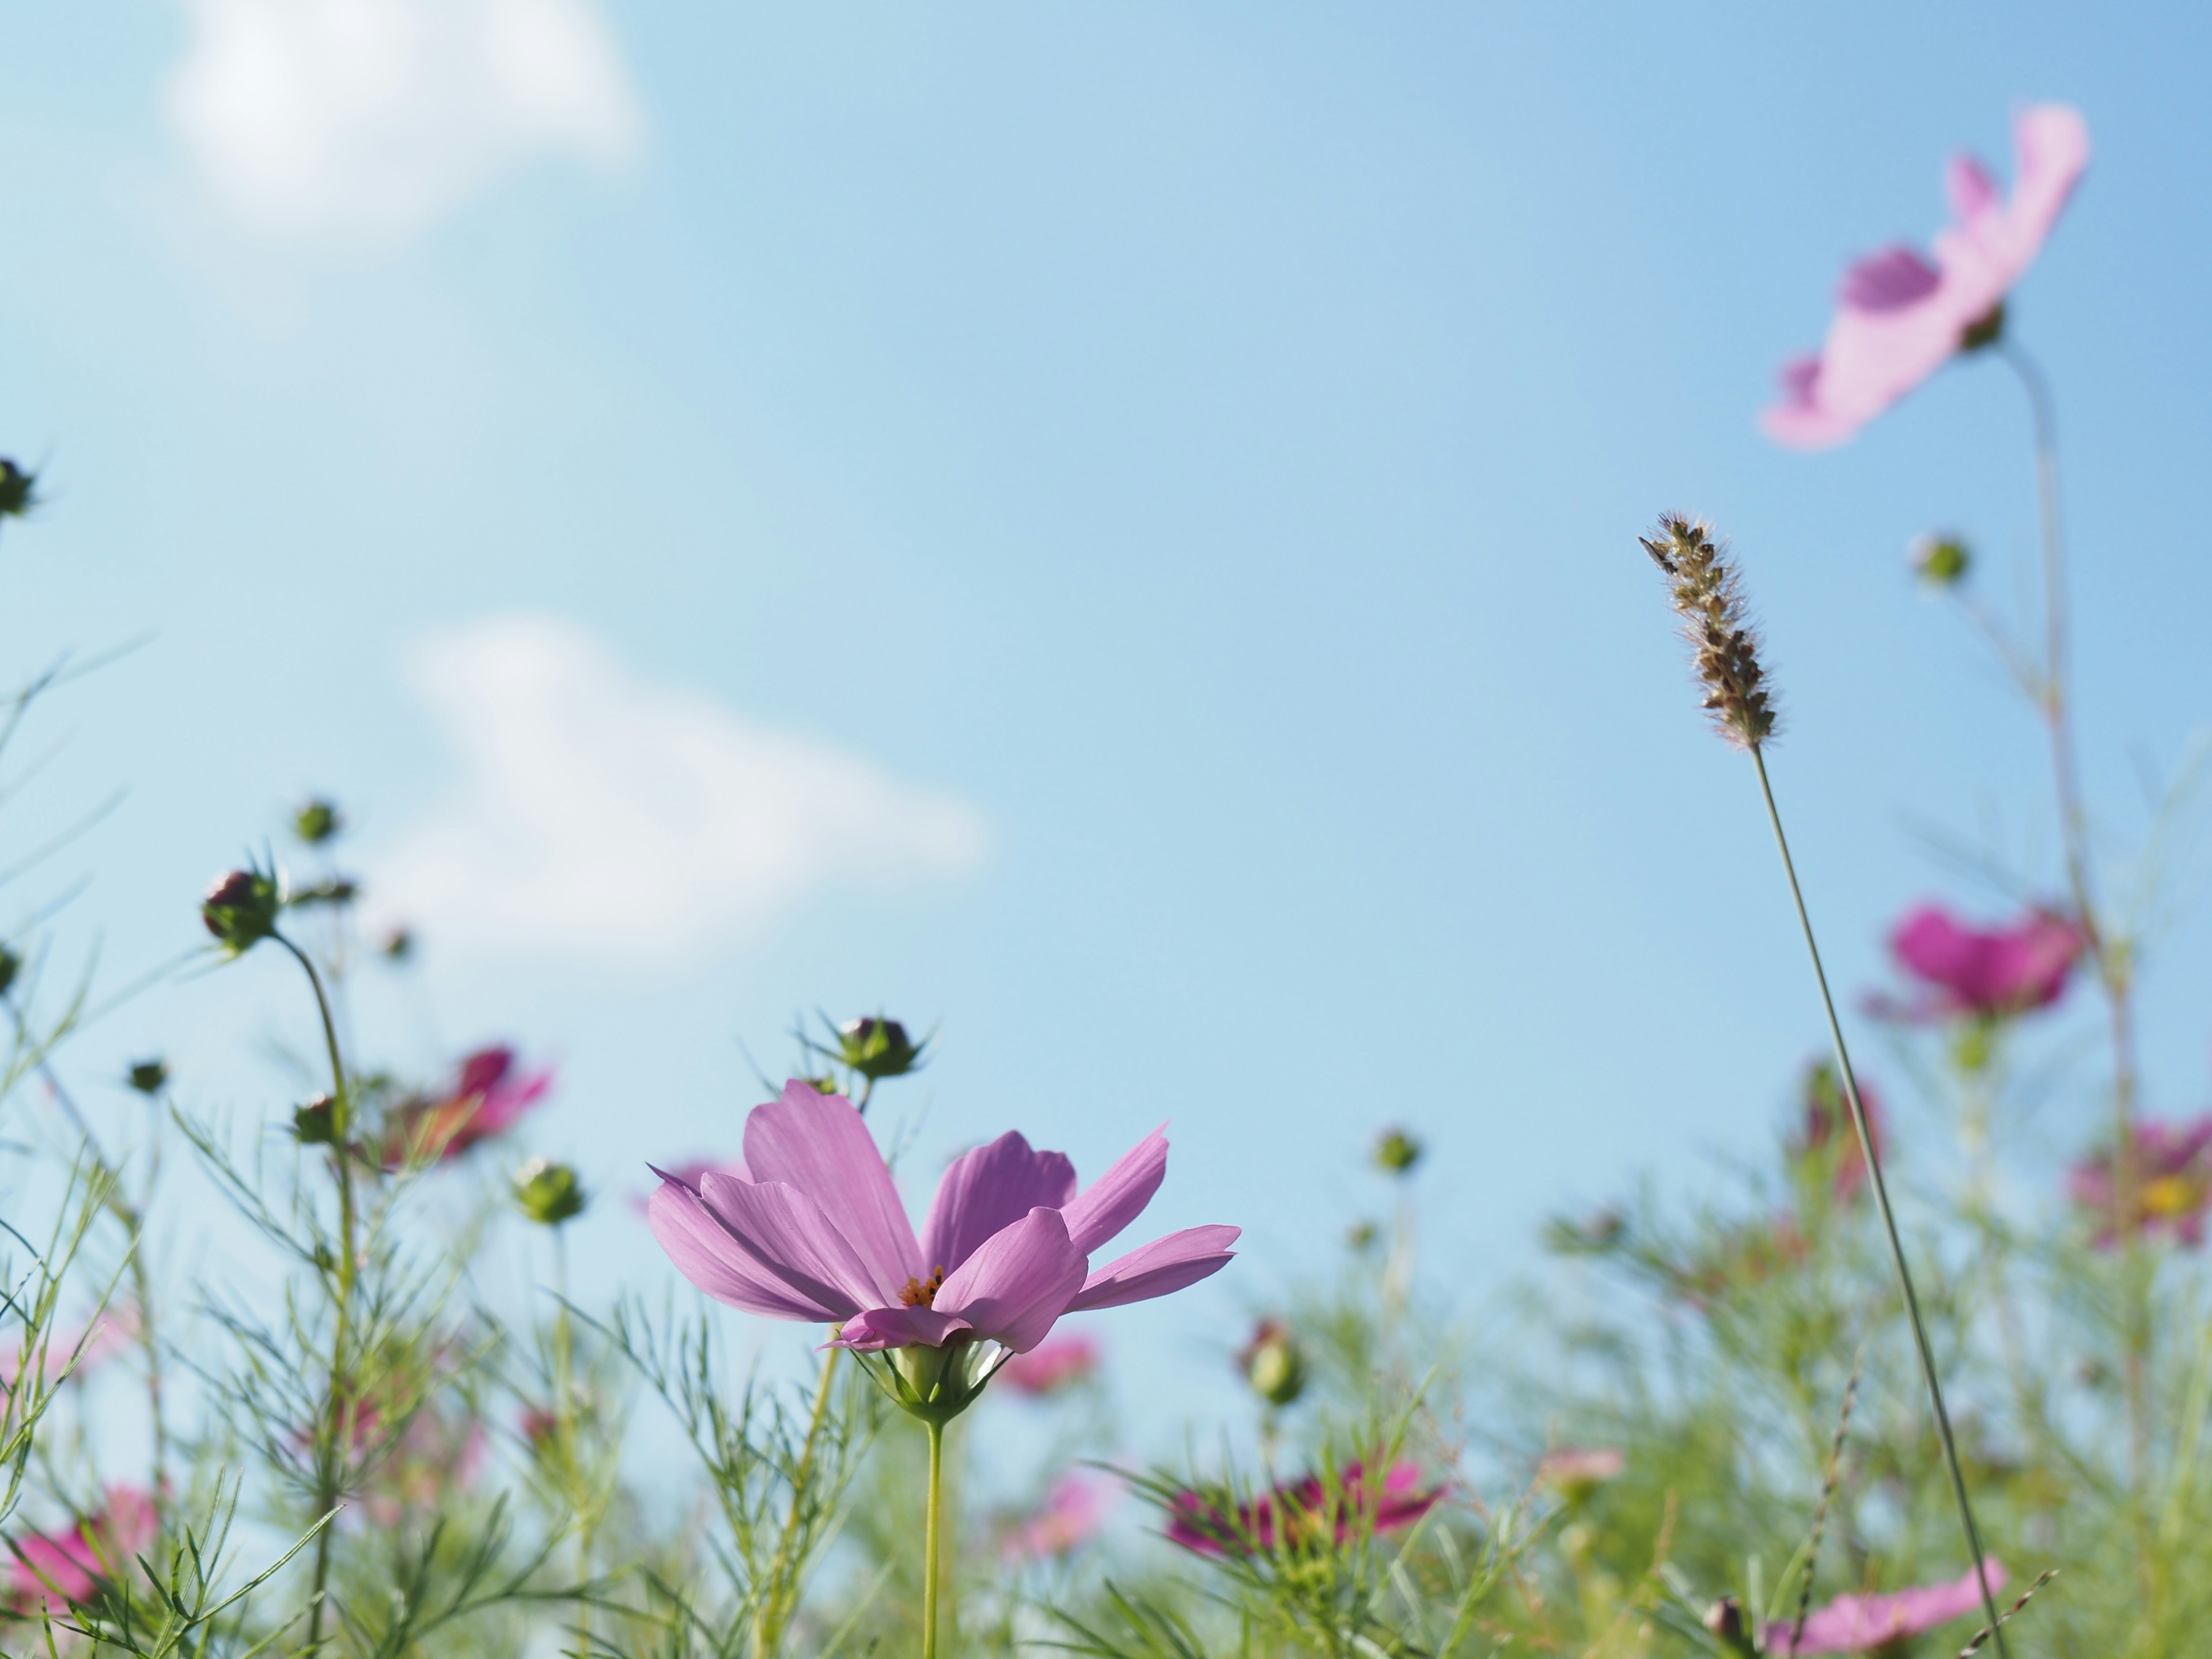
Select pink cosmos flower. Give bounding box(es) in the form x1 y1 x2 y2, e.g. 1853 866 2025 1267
1166 1460 1442 1556
2068 1115 2212 1246
629 1158 749 1217
1 1305 139 1392
1767 1558 2007 1655
7 1487 157 1612
1791 1062 1884 1202
1003 1471 1118 1561
1877 903 2084 1022
998 1333 1101 1397
1536 1446 1624 1503
649 1081 1237 1367
386 1045 555 1166
1763 105 2089 449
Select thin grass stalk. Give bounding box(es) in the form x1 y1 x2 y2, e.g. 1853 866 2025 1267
1750 745 2008 1658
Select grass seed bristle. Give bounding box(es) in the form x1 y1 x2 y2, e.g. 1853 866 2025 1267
1641 514 1778 749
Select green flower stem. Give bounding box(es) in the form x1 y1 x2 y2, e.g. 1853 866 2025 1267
1751 744 2009 1659
756 1347 840 1654
277 931 356 1658
923 1418 945 1659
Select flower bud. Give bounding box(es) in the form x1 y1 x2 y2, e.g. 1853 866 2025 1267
838 1016 925 1080
0 459 36 522
202 868 281 955
128 1058 170 1095
1911 532 1971 587
1345 1218 1379 1252
379 926 414 962
1236 1320 1307 1408
0 945 19 998
513 1158 586 1226
293 798 343 845
1703 1597 1754 1654
1373 1127 1422 1176
1959 300 2006 353
294 1094 338 1145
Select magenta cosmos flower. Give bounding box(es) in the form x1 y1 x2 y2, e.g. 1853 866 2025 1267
385 1044 555 1166
1763 104 2088 449
7 1487 156 1613
649 1081 1237 1419
2068 1115 2212 1246
998 1332 1101 1397
1768 1558 2007 1655
1167 1460 1442 1556
1877 902 2084 1022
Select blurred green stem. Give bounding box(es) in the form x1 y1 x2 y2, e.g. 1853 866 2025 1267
1750 744 2009 1659
279 931 356 1658
756 1347 840 1654
923 1419 945 1659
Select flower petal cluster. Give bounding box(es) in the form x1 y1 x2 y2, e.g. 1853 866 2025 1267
998 1332 1100 1396
7 1487 157 1612
1767 1558 2006 1654
2069 1115 2212 1247
1790 1060 1884 1202
386 1045 555 1166
1763 105 2088 449
1166 1460 1441 1556
649 1081 1237 1362
1878 902 2084 1022
1002 1471 1118 1561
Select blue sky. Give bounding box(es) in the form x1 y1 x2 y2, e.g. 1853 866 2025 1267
4 2 2211 1435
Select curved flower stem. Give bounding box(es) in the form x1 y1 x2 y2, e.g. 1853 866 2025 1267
1999 341 2149 1484
277 931 356 1658
1751 745 2009 1659
922 1419 945 1659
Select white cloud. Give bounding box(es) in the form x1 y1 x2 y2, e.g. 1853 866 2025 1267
370 615 988 963
165 0 643 241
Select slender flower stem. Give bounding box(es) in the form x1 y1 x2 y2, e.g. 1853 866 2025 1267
922 1419 945 1659
1751 745 2009 1658
756 1348 841 1654
1999 341 2150 1484
278 931 357 1658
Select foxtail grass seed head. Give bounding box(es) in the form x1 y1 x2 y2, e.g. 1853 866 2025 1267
1641 516 1778 749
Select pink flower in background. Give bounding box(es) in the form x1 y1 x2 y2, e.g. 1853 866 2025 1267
1 1304 139 1391
1003 1471 1118 1561
1877 903 2085 1022
1763 104 2089 449
1167 1460 1442 1556
7 1487 157 1612
1790 1062 1884 1202
998 1333 1101 1397
649 1081 1237 1359
363 1411 488 1527
1537 1446 1624 1503
2068 1116 2212 1246
387 1045 555 1166
1767 1558 2007 1654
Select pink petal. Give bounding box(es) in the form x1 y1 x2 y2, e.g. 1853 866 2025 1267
1060 1126 1168 1256
1772 1559 2006 1654
920 1131 1077 1276
743 1080 922 1300
1838 245 1942 313
833 1305 974 1350
695 1172 889 1316
647 1177 851 1321
1946 153 1999 223
1069 1224 1240 1312
933 1207 1089 1352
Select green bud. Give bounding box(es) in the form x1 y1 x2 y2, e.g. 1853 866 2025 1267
1959 300 2006 353
128 1058 170 1095
379 926 414 962
1345 1218 1379 1252
513 1158 586 1226
838 1016 925 1081
293 798 342 845
1911 532 1971 586
1373 1126 1422 1175
294 1094 338 1145
0 459 36 522
202 867 281 956
0 945 19 998
1704 1598 1755 1656
1237 1320 1306 1408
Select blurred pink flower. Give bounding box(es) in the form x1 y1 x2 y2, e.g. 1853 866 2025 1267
1767 1558 2006 1654
1876 903 2084 1022
1003 1471 1118 1561
998 1333 1100 1397
1763 105 2089 449
1790 1062 1884 1202
387 1046 555 1166
1536 1446 1623 1502
362 1410 488 1527
1 1305 139 1392
2068 1116 2212 1246
7 1487 156 1612
1167 1460 1441 1556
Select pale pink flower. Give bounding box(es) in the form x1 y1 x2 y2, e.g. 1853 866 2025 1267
1 1305 139 1392
7 1487 157 1612
385 1046 555 1167
1537 1446 1624 1503
1003 1472 1118 1561
1167 1460 1442 1556
998 1334 1100 1397
1768 1558 2007 1654
1763 105 2089 449
630 1158 749 1217
2068 1116 2212 1247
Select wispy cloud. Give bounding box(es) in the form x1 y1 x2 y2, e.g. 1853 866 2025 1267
165 0 643 242
370 615 988 964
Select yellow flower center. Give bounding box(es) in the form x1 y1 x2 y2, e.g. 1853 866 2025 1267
2141 1175 2200 1219
900 1267 946 1308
